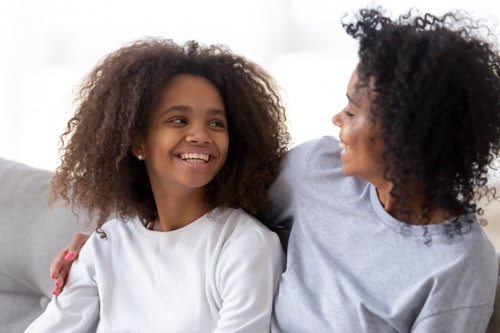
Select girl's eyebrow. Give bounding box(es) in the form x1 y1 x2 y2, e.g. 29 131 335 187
160 105 226 117
156 105 186 119
208 108 226 116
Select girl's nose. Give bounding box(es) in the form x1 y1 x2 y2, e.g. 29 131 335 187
186 124 212 144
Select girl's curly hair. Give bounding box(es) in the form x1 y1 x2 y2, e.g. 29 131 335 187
52 38 290 229
342 7 500 226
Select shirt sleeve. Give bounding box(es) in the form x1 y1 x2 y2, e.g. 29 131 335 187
412 305 493 333
260 139 319 232
24 239 99 333
214 229 285 333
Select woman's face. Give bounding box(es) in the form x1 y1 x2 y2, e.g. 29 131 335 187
136 74 229 196
332 68 385 185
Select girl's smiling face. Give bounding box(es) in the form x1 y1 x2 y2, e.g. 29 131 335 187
135 74 229 197
332 68 386 186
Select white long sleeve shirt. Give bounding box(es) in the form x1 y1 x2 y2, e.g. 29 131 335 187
26 208 284 333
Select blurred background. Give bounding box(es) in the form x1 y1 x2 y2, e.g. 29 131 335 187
2 0 499 170
1 0 500 244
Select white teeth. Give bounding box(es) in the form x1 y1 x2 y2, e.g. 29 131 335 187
180 153 209 162
339 141 350 151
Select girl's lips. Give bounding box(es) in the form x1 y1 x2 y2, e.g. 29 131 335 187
179 152 210 163
177 153 215 170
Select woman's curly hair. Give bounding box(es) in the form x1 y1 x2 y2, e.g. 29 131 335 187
342 7 500 226
52 38 290 230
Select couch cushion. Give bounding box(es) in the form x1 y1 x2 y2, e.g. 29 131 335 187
0 157 87 332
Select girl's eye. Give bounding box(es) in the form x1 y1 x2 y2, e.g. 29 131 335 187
168 117 187 125
209 120 227 129
344 110 354 117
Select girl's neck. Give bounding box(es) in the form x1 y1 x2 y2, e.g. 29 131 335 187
150 201 211 232
149 187 211 232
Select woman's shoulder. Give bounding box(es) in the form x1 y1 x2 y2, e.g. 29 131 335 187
459 221 497 270
283 135 343 176
288 135 340 158
430 220 498 291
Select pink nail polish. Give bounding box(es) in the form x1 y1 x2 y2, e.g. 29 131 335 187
64 251 75 260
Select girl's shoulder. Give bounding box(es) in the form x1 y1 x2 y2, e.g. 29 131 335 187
85 217 139 246
212 208 281 243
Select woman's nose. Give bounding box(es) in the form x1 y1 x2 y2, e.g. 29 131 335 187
332 112 342 127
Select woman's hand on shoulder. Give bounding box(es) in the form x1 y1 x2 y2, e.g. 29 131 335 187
50 232 90 296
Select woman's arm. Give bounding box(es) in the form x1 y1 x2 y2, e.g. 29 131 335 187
26 237 99 332
50 232 90 295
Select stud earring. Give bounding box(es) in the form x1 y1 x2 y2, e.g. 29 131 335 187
137 154 144 161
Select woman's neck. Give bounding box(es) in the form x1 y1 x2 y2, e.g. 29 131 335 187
376 187 458 225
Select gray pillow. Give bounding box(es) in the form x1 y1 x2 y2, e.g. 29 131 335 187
0 157 87 332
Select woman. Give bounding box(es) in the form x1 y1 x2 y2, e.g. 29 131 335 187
267 7 500 332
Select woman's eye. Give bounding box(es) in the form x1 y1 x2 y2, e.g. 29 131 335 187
344 110 354 117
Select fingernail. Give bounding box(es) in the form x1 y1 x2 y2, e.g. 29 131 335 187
64 251 75 260
50 273 56 279
52 289 57 296
55 280 61 287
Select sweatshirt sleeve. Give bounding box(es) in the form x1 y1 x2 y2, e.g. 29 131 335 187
261 138 320 232
24 238 99 333
213 229 285 333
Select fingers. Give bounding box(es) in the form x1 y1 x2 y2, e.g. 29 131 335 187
52 278 64 296
49 249 68 295
49 232 90 296
50 250 72 296
66 232 90 260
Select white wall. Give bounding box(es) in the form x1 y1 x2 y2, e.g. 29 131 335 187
1 0 499 170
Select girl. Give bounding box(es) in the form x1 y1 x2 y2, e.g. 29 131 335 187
26 38 290 332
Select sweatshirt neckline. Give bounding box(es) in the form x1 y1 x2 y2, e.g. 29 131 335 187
369 185 473 237
131 208 224 239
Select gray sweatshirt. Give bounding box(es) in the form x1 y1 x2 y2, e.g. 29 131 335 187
264 136 497 333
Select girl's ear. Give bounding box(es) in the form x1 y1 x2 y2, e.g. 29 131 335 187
131 142 146 161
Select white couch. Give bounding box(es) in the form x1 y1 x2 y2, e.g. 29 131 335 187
0 156 499 332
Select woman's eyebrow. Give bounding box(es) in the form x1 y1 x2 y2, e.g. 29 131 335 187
346 92 361 106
